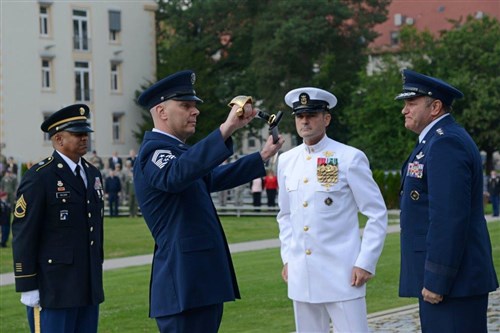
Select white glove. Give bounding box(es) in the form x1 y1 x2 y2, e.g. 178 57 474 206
20 290 40 307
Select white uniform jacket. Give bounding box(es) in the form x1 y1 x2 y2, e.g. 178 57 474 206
277 135 387 303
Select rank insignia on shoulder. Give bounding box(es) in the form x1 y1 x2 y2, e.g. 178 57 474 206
152 150 175 169
14 194 27 218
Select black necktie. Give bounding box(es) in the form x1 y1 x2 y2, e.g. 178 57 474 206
75 165 86 190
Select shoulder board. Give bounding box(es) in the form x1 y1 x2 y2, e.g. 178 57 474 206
35 156 54 172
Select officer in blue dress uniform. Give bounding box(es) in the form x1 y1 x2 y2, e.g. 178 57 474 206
133 70 283 333
396 69 498 333
12 104 105 333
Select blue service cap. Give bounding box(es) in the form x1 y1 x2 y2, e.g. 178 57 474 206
284 87 337 115
137 70 203 109
41 104 93 137
395 69 463 106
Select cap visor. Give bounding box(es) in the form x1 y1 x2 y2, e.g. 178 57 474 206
65 126 94 133
172 95 204 103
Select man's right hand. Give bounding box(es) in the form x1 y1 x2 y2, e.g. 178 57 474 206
20 289 40 307
281 263 288 283
220 99 257 140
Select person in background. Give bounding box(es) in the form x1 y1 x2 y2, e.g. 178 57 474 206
277 87 387 333
126 149 137 168
0 168 18 209
263 169 278 207
133 69 283 333
105 169 121 217
6 156 18 175
89 150 104 170
0 191 11 248
108 151 122 171
396 69 498 333
11 104 105 333
487 170 500 217
250 177 263 211
125 164 137 217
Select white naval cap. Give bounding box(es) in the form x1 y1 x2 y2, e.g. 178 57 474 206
284 87 338 114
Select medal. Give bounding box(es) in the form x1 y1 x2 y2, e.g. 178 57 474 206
317 151 338 187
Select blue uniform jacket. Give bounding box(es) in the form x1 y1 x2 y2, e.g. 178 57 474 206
399 115 498 298
12 152 105 308
133 129 266 318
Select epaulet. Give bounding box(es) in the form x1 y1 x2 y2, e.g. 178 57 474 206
35 156 54 172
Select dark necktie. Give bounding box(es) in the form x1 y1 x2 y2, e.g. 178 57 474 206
75 165 86 190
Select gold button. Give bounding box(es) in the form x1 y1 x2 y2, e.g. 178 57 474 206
303 202 308 207
305 249 312 255
303 178 308 184
306 155 311 160
90 241 94 246
303 226 309 232
48 259 53 264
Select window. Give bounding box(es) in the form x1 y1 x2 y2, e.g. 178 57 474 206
112 113 124 143
248 137 256 148
75 61 91 102
39 5 50 36
108 10 121 42
110 63 120 92
73 9 89 51
41 59 52 89
390 31 400 46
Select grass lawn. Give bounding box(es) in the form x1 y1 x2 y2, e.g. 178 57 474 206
2 214 402 273
1 216 498 332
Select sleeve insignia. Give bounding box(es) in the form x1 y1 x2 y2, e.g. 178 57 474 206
14 194 27 218
152 150 176 169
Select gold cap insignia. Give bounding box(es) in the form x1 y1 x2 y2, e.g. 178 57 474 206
300 93 309 105
79 107 85 115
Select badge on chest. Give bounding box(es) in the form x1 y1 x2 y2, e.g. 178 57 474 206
407 161 424 178
317 151 338 188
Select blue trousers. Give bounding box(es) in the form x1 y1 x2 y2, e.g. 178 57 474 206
419 294 488 333
27 305 99 333
155 303 223 333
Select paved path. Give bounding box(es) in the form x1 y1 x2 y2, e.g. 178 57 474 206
1 215 499 332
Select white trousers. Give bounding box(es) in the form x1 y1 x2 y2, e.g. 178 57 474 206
293 297 369 333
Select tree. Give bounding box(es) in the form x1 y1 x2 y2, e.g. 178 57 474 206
346 15 500 171
135 0 391 148
344 58 415 170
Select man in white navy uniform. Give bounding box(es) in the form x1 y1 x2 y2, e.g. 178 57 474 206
277 87 388 333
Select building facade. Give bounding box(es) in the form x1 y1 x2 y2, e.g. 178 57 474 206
0 0 158 166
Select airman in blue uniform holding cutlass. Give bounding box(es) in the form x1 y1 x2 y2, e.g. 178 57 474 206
133 70 284 333
396 69 498 333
